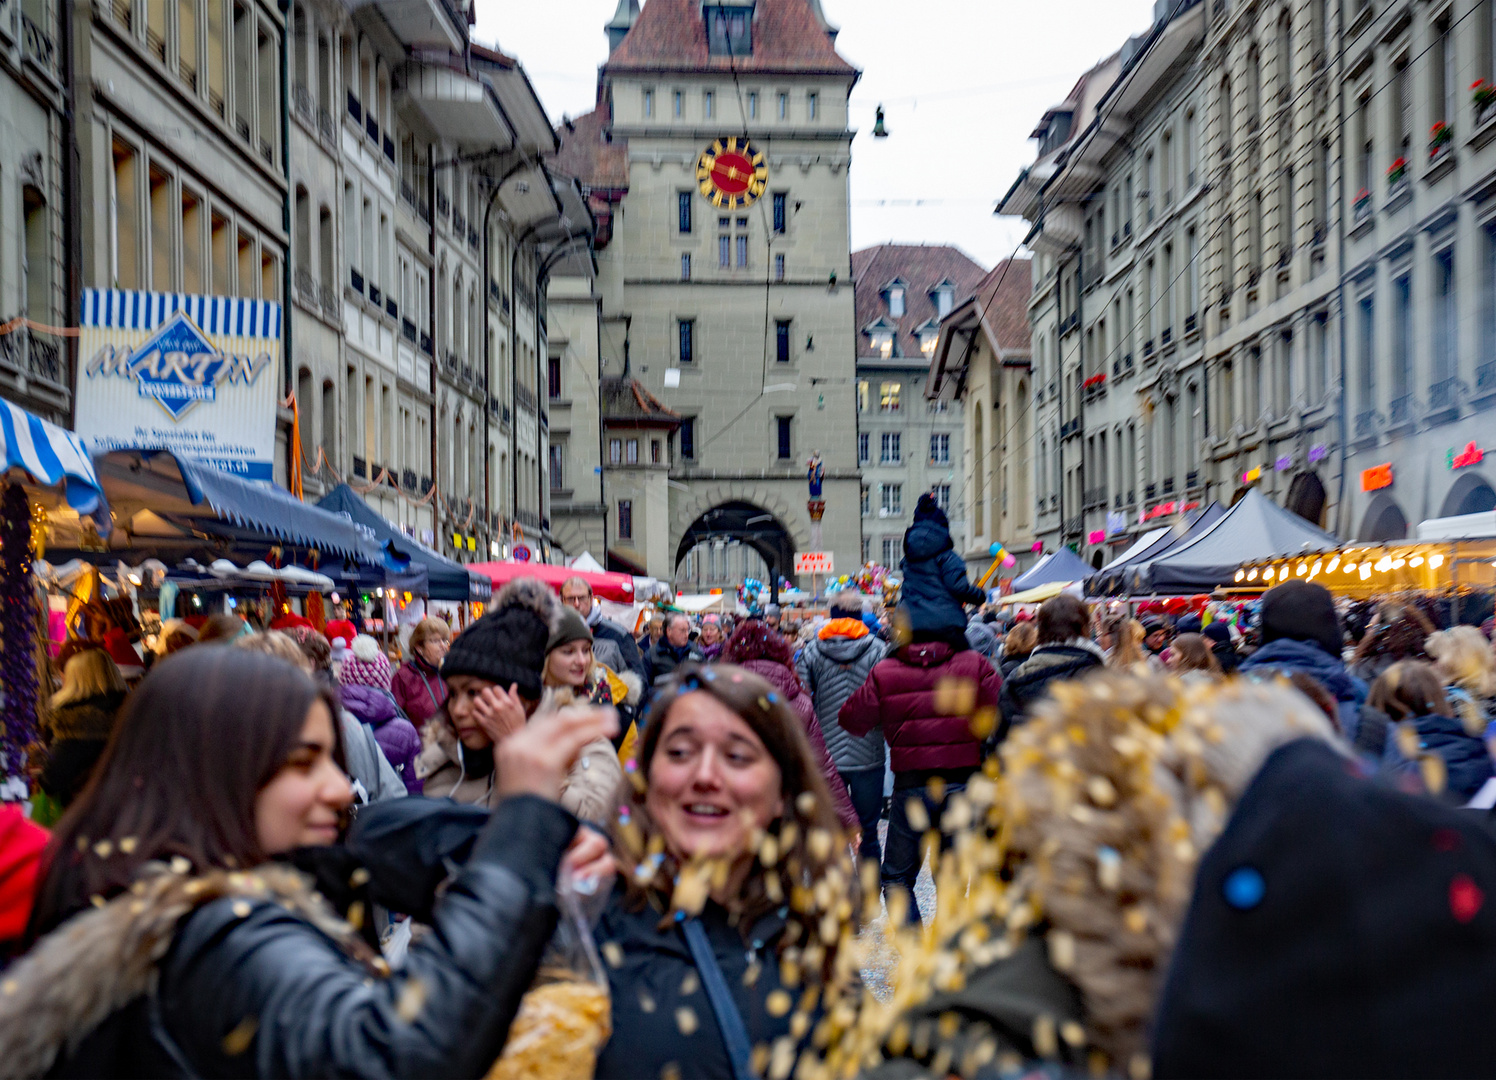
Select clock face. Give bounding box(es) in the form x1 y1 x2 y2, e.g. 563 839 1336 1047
697 138 768 209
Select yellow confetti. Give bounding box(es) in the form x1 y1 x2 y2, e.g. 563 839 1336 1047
1123 906 1148 934
170 856 191 874
790 1012 809 1039
766 989 793 1017
118 837 138 855
221 1016 258 1055
760 836 780 867
92 840 113 858
395 978 427 1022
348 867 370 888
346 901 365 931
680 971 699 997
231 900 252 919
1086 776 1117 807
806 829 832 861
903 798 930 834
937 1011 960 1039
660 1064 681 1080
768 1036 797 1080
638 989 656 1013
675 1006 699 1036
795 791 816 817
742 959 762 987
970 706 998 739
751 1045 772 1076
75 836 88 852
934 676 977 716
601 941 625 969
1129 1053 1153 1080
1047 930 1076 972
89 895 105 909
1422 755 1448 796
1033 1014 1058 1058
1 979 16 995
1061 1020 1087 1047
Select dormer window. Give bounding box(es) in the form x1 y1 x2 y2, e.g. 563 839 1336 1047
887 283 905 317
871 330 893 358
920 331 939 357
706 4 753 56
932 281 955 318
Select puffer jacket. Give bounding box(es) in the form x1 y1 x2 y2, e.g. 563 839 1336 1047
391 656 446 728
2 795 576 1079
416 716 620 826
796 621 889 772
999 639 1106 726
38 692 128 810
839 641 1003 776
1382 708 1495 803
340 684 423 795
736 658 859 830
1239 637 1368 738
898 503 986 636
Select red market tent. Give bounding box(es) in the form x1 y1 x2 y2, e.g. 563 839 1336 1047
467 561 637 604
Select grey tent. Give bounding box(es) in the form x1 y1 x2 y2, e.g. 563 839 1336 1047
1090 503 1226 596
1012 546 1094 592
1134 489 1338 594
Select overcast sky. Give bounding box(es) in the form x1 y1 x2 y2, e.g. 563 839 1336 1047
473 0 1158 270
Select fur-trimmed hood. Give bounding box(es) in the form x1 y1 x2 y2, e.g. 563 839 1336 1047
0 862 374 1079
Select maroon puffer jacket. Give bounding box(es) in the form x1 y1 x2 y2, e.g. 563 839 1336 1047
737 658 860 830
838 642 1002 774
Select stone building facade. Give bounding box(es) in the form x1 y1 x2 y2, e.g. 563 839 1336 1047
551 0 862 588
852 243 982 572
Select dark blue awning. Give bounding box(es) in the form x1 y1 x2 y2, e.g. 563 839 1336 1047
317 484 490 601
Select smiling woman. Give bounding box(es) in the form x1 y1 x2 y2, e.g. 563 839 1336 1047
594 663 858 1080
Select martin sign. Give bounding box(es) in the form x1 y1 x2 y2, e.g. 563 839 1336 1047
75 290 282 481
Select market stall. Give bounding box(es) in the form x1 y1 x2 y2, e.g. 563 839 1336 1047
317 484 490 603
994 581 1075 607
1087 504 1226 596
470 560 637 603
1011 547 1093 593
1232 538 1496 609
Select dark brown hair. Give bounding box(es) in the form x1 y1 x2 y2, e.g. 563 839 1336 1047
617 663 854 959
1170 633 1222 676
1037 594 1090 645
1004 621 1037 657
28 647 342 939
1367 660 1452 722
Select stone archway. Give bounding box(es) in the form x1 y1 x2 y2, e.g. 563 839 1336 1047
675 500 799 602
1285 470 1328 526
1440 472 1496 518
1359 492 1408 541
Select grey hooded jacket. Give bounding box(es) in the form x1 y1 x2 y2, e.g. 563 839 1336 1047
797 629 889 772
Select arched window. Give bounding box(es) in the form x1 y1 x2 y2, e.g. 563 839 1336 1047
294 186 310 274
318 205 333 294
23 184 50 323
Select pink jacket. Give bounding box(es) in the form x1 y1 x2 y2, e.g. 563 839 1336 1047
391 659 446 729
737 658 860 831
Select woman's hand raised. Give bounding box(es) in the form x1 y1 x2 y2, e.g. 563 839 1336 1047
495 705 619 803
471 683 530 744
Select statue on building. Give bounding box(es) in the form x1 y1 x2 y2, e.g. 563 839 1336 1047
806 451 824 499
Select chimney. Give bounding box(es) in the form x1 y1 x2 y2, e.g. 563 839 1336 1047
606 0 641 54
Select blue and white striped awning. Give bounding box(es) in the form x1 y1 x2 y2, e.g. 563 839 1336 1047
80 288 282 339
0 400 103 512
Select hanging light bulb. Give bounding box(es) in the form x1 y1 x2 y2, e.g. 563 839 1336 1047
1261 567 1274 582
1327 556 1341 573
1410 555 1425 568
1344 561 1357 574
1391 557 1406 570
1296 562 1309 576
1376 556 1393 573
1235 569 1246 583
1311 560 1323 577
1360 563 1372 581
1430 553 1446 570
1247 568 1259 582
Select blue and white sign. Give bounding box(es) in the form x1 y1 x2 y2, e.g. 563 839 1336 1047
75 290 282 481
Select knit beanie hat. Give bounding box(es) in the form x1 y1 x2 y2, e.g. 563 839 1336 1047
339 634 392 691
324 619 357 647
547 606 593 655
442 577 558 700
1260 579 1342 659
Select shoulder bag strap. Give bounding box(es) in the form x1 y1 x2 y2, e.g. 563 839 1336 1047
680 918 754 1080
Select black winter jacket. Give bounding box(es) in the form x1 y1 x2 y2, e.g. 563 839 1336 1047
898 503 985 636
44 796 575 1078
594 889 803 1080
999 641 1106 726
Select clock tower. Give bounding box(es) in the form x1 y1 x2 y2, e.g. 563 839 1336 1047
551 0 862 590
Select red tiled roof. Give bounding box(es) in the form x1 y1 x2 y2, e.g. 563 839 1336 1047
601 376 681 425
967 258 1033 357
851 244 989 361
604 0 857 77
550 108 629 191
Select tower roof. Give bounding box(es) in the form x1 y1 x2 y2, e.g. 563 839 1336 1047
603 0 857 78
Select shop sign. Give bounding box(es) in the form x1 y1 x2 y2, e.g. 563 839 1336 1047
1087 529 1106 545
1242 466 1262 484
1142 501 1178 523
1309 444 1329 464
513 544 532 562
1105 511 1128 536
1449 442 1486 470
75 289 281 481
1275 455 1294 472
794 551 834 574
1361 463 1394 492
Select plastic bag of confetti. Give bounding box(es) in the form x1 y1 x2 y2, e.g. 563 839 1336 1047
486 877 612 1080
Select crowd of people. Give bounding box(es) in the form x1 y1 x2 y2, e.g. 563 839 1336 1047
5 488 1496 1077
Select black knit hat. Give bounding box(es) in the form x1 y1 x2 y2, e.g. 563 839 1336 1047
442 578 558 699
1153 738 1496 1077
1260 578 1342 659
546 606 593 654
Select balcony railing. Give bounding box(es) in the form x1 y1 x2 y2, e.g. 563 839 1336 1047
368 284 382 307
435 189 449 218
386 298 398 320
352 456 367 479
6 330 63 385
318 108 335 142
1161 326 1173 347
294 267 317 307
1477 361 1496 395
1388 393 1415 426
452 208 466 235
1162 477 1175 495
1145 482 1157 500
365 116 379 142
383 135 395 161
292 82 314 124
1429 377 1462 414
1186 470 1200 489
1354 409 1380 439
402 469 418 491
420 331 433 355
515 383 537 414
468 227 480 250
1063 515 1084 537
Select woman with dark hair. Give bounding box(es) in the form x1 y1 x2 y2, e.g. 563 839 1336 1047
720 619 858 830
595 663 858 1080
1000 594 1106 725
1371 659 1493 802
4 646 613 1078
1349 601 1436 682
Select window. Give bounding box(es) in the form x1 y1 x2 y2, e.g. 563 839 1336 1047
149 164 172 290
807 92 818 120
880 381 901 412
772 193 786 233
705 6 752 56
703 91 714 119
919 331 939 357
626 438 639 464
678 191 692 233
933 484 951 512
681 417 696 460
23 187 49 324
651 439 661 464
609 438 622 465
930 433 950 464
618 499 632 539
861 486 870 515
673 90 683 117
872 330 893 358
858 432 870 463
777 93 788 119
776 416 792 459
736 235 748 267
643 89 654 118
681 253 692 280
549 444 564 490
1358 291 1375 409
1434 247 1456 383
881 432 901 464
888 285 905 317
679 318 694 364
862 537 871 562
856 379 869 412
748 92 758 119
774 254 785 281
1392 273 1411 398
881 484 903 515
934 285 953 318
719 235 730 268
548 355 561 399
775 320 791 362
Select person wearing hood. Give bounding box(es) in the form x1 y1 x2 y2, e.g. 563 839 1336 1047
898 492 987 650
417 578 621 826
1140 614 1172 671
1368 660 1493 803
839 627 1003 918
1202 620 1241 674
796 598 891 863
1239 579 1367 736
999 595 1107 727
390 616 450 730
339 634 423 796
36 649 128 817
